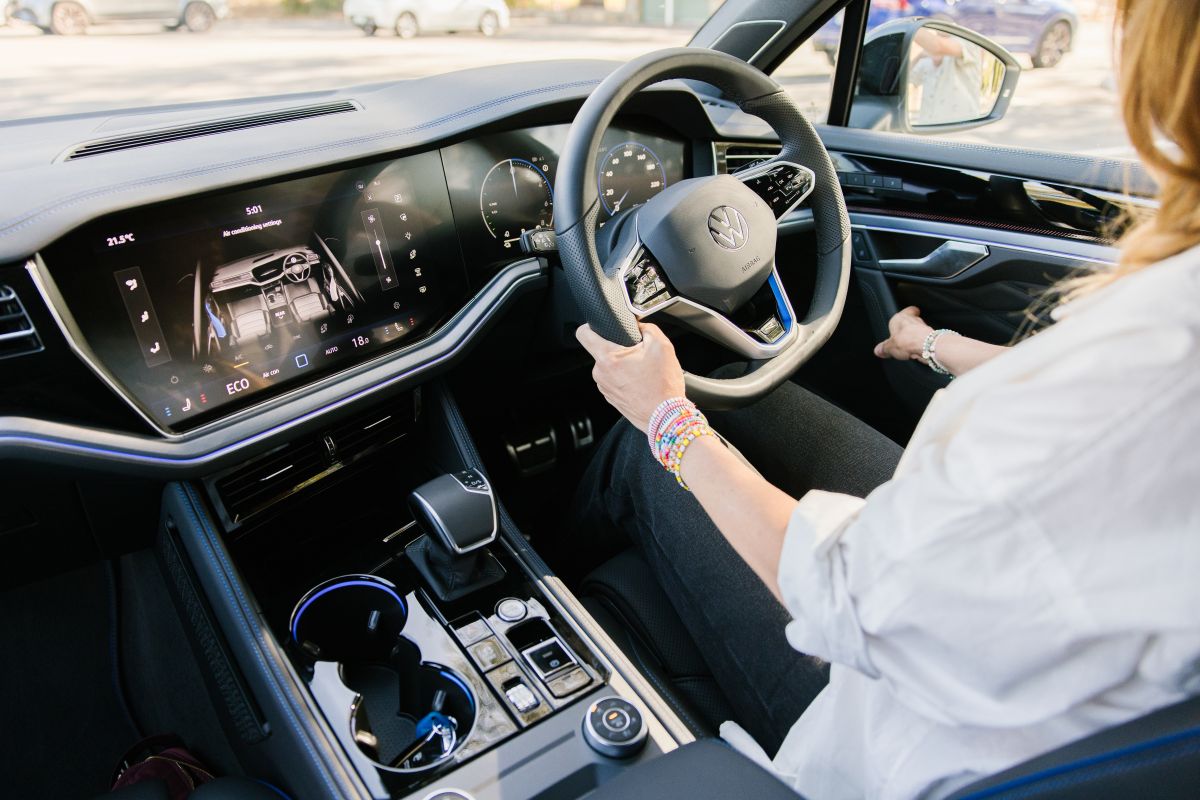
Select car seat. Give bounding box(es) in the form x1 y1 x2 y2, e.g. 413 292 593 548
581 548 1200 799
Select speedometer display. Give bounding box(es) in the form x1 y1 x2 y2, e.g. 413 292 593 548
441 124 685 279
597 141 667 216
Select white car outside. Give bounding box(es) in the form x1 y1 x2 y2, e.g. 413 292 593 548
343 0 509 38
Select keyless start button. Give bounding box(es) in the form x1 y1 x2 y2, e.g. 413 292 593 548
496 597 527 622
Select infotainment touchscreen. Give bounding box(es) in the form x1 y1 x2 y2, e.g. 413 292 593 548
42 150 468 432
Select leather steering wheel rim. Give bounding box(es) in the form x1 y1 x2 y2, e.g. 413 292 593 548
555 47 851 409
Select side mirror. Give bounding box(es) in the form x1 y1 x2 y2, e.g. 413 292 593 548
850 18 1021 135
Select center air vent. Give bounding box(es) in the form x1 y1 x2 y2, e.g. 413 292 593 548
66 101 359 160
0 285 44 360
208 394 415 529
717 141 782 174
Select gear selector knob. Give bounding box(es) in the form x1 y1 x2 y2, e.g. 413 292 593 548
408 469 498 554
406 469 504 602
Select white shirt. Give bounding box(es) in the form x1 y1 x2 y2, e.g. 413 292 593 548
724 243 1200 799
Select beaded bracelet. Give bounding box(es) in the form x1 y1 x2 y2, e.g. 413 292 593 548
647 399 715 490
647 396 692 449
655 408 703 467
921 328 957 378
664 420 715 490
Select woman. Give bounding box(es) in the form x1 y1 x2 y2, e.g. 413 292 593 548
573 1 1200 797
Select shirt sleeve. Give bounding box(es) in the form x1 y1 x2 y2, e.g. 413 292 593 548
775 318 1197 728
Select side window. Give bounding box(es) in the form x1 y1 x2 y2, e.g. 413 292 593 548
827 0 1126 159
772 10 844 124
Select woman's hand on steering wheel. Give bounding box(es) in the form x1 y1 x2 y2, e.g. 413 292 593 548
576 322 685 433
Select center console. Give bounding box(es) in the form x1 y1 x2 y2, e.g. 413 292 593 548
164 382 690 800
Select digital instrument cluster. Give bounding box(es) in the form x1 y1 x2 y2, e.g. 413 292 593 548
441 124 686 275
40 123 686 433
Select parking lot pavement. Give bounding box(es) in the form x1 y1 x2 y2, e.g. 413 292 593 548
0 15 1131 160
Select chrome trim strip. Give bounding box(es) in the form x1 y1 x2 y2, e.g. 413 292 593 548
26 256 170 436
848 215 1119 267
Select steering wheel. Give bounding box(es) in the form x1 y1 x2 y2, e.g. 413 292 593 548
555 48 851 409
283 252 312 283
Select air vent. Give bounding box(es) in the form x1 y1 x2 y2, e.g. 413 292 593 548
66 101 358 160
209 394 415 529
0 285 44 359
718 142 782 174
213 439 331 527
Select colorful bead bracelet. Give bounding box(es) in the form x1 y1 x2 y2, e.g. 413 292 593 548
647 397 715 490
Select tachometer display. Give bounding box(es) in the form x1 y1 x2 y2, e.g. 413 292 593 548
597 142 667 216
479 157 554 246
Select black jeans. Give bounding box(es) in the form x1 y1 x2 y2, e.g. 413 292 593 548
573 382 903 755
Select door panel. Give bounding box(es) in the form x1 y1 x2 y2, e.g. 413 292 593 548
847 209 1118 417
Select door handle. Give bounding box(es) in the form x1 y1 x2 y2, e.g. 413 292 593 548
878 241 989 278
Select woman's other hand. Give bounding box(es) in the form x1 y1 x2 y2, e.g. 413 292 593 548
576 322 686 433
874 306 934 362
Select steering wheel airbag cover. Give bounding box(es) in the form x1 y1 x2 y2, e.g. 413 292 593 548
637 174 777 315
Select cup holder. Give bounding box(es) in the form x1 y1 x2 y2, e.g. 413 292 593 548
343 638 477 771
289 575 408 663
290 576 477 772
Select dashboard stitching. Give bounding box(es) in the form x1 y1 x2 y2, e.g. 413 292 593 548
176 483 353 798
0 78 601 239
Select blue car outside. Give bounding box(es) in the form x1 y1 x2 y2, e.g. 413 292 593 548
814 0 1078 68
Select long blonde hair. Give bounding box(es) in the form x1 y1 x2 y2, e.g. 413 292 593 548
1106 0 1200 275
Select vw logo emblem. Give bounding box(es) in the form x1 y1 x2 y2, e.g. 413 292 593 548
708 206 748 250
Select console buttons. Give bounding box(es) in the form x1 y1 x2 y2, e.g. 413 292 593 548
582 696 647 758
114 266 172 369
546 666 591 699
486 662 550 725
468 636 510 671
454 618 491 646
496 597 527 623
504 681 540 714
522 638 575 679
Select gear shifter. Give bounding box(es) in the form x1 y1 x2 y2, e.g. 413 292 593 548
405 469 505 602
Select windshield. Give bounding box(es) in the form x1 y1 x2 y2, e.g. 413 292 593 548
1 1 724 121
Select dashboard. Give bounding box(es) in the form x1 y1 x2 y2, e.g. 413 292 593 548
38 122 687 434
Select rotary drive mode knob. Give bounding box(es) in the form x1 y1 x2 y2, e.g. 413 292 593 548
582 696 647 758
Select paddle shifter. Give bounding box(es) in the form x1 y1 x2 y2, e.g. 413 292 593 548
405 469 504 602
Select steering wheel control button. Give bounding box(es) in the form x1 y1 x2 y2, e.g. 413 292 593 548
468 636 511 671
503 681 541 714
496 597 528 623
521 637 576 679
546 666 591 699
624 253 672 313
583 696 647 758
756 315 786 344
738 161 815 219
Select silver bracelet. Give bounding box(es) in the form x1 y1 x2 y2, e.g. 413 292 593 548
921 328 957 377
